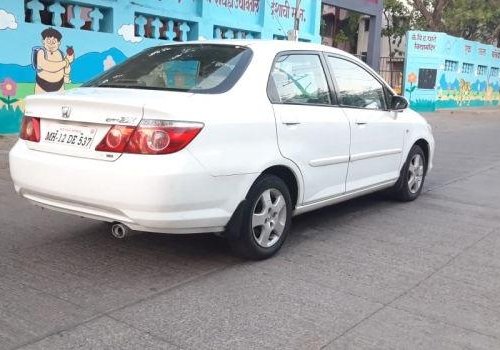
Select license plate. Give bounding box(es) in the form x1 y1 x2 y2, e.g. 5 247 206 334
43 122 97 149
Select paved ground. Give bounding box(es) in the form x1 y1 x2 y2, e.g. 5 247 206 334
0 107 500 350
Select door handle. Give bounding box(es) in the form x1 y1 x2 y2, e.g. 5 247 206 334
355 121 368 126
283 122 301 126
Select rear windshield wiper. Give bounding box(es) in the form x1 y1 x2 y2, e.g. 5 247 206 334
97 84 139 89
95 84 192 93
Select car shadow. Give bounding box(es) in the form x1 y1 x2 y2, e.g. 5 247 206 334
77 192 399 259
3 192 405 313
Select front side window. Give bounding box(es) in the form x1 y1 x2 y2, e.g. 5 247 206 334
85 44 252 94
327 57 386 110
269 54 331 105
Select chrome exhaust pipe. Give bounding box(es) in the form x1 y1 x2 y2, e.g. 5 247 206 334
110 223 130 239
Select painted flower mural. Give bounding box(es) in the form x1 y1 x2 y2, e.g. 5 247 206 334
407 72 417 84
0 77 23 134
406 72 417 101
0 78 19 106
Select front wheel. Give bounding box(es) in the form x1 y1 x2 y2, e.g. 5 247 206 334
392 144 426 201
228 175 292 260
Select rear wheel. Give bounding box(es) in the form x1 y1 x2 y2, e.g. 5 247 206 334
229 175 292 260
392 144 426 201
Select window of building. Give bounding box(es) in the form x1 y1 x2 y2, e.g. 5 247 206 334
24 0 112 33
327 56 386 110
269 54 331 105
477 65 488 76
134 13 196 42
444 60 458 72
462 63 474 74
214 26 259 40
491 67 500 78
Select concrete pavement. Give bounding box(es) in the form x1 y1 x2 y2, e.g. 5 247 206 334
0 107 499 349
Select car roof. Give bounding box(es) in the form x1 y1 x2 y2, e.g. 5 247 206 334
167 39 352 57
152 39 389 91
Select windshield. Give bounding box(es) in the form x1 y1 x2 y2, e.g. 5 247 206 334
84 44 253 94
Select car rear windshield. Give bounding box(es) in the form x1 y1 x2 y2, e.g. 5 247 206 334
84 44 253 94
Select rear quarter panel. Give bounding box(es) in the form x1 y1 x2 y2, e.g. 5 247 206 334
143 48 285 178
143 46 306 205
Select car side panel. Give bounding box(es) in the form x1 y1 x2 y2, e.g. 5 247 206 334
178 93 281 176
397 110 435 173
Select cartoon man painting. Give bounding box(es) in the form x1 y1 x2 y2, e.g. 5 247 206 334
33 28 75 94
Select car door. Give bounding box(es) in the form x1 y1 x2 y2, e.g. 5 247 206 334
325 55 405 192
269 52 351 204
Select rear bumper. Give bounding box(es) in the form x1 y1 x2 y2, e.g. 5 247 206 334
9 141 256 233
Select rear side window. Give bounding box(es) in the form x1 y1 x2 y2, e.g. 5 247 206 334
327 56 387 110
269 54 331 105
84 44 252 94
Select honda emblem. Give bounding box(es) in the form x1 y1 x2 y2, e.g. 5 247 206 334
62 106 71 119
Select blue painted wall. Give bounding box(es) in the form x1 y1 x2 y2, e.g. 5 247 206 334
403 31 500 112
0 0 322 133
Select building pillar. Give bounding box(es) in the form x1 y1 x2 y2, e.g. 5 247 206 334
366 14 381 70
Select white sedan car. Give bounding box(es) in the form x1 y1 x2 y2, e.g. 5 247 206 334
10 41 434 259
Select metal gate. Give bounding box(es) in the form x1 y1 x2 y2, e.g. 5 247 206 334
378 56 405 95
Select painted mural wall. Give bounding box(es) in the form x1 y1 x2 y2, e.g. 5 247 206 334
403 31 500 112
0 0 322 134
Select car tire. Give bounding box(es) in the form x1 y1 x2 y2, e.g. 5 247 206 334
228 174 292 260
392 144 426 202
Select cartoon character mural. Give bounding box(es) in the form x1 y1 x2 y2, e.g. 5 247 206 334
457 79 472 106
33 28 75 94
485 85 494 102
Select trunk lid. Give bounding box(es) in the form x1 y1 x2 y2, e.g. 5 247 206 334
24 88 194 161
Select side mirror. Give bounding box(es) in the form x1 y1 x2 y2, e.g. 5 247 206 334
390 95 409 111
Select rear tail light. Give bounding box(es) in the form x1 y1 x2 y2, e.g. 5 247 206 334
95 125 136 153
20 116 41 142
125 120 203 155
96 120 203 155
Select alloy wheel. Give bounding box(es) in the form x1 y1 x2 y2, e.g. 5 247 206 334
251 188 287 248
408 153 425 194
